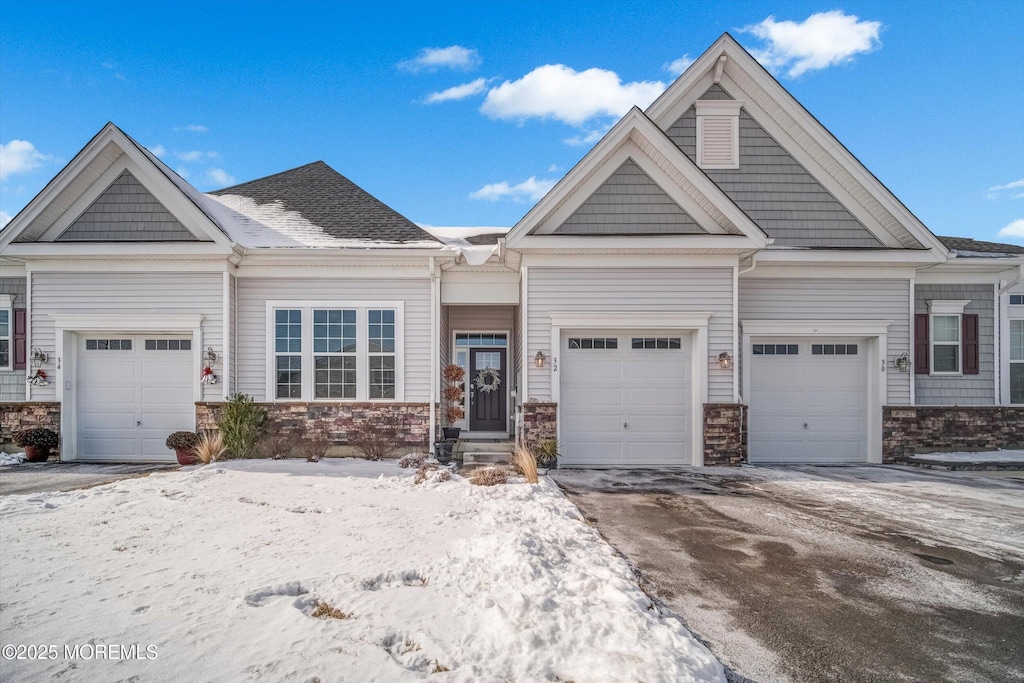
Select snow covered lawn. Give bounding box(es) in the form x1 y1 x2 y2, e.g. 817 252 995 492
0 459 723 682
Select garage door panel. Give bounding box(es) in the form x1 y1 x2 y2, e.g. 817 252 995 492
81 436 137 458
562 439 623 465
749 337 867 463
79 411 137 430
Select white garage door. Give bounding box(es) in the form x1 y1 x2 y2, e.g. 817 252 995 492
76 335 195 462
748 338 867 463
560 332 691 466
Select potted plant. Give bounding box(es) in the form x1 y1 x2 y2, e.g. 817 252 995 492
14 428 59 463
165 431 201 465
534 438 560 471
441 364 466 440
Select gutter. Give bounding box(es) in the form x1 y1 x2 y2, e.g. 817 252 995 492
999 262 1024 295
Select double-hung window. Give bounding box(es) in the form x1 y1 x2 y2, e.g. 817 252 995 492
269 302 402 401
0 307 10 370
1011 320 1024 404
930 314 960 374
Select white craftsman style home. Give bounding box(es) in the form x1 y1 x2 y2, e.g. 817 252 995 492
2 34 1022 466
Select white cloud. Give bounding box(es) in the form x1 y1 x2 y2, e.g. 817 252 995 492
0 210 12 228
469 176 556 203
481 64 664 126
425 78 488 104
986 178 1024 200
150 144 167 157
175 150 219 162
0 140 55 180
206 167 236 187
547 164 562 173
664 55 694 76
399 46 480 73
563 127 611 146
174 124 208 133
741 10 882 78
998 219 1024 239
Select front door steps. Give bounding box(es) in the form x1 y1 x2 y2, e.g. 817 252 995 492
456 439 514 469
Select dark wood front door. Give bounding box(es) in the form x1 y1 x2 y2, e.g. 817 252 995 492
469 348 506 432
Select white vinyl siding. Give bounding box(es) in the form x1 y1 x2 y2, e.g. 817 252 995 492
527 268 734 402
916 284 994 405
739 278 912 405
237 278 431 402
29 272 225 402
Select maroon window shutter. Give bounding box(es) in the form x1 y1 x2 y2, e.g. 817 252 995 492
962 314 979 375
914 313 929 374
13 308 27 370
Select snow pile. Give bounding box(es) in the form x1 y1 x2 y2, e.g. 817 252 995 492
910 449 1024 463
0 451 27 466
0 459 723 682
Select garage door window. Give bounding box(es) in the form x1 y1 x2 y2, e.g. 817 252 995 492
931 314 960 374
631 337 681 349
811 344 858 355
753 344 798 355
145 339 192 350
568 338 618 349
85 339 132 350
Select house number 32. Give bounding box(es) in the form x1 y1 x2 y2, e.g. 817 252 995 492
552 357 558 372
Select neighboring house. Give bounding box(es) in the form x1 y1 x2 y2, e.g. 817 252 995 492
2 34 1022 466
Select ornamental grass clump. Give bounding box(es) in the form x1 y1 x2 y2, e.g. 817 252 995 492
193 431 226 464
469 466 509 486
511 443 538 484
217 393 268 459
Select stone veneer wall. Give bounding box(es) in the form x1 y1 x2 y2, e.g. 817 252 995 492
884 406 1024 461
1 402 62 453
196 402 431 447
703 403 747 466
521 402 557 450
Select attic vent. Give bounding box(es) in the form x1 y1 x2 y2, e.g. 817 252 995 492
695 100 742 170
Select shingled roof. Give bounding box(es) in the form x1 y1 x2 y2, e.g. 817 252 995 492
209 161 439 244
938 236 1024 256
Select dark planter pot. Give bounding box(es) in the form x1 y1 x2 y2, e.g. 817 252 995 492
434 442 453 465
175 449 199 466
442 427 462 440
23 445 51 462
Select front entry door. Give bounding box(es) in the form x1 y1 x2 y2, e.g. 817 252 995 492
469 348 506 432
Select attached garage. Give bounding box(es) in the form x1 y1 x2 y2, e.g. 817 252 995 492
747 338 868 463
74 334 196 462
558 331 693 466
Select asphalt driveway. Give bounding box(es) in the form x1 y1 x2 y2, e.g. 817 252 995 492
0 462 175 496
551 465 1024 683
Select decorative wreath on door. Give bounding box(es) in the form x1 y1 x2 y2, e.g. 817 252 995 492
473 368 502 393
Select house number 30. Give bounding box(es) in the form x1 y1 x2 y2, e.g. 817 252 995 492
880 360 885 373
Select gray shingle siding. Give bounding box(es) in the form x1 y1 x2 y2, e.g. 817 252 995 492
915 284 995 405
699 83 734 100
57 170 198 242
1 277 26 401
667 106 882 248
555 159 705 235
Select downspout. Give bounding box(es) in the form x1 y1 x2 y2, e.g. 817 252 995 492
734 253 757 405
998 262 1024 295
429 256 438 447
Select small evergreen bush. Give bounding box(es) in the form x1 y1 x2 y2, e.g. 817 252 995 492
217 394 268 459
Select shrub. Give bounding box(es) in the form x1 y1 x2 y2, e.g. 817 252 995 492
217 394 267 459
256 427 292 459
193 431 226 464
14 428 59 449
469 466 508 486
296 428 331 463
165 431 200 451
310 599 351 620
398 452 427 469
535 438 560 468
511 444 538 484
414 462 451 484
349 417 400 461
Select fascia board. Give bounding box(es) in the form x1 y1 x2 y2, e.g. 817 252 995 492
0 124 121 251
3 242 233 257
510 234 763 251
755 249 944 265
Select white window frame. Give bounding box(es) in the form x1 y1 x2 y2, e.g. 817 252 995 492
0 295 12 371
367 308 397 400
1010 318 1024 405
927 300 970 376
312 308 358 400
265 301 404 402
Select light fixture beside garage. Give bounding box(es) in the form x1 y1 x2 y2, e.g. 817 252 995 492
717 351 732 369
534 350 546 368
894 352 912 373
30 347 48 368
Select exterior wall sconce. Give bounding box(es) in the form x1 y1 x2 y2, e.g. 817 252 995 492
534 351 546 368
717 351 732 369
30 348 48 368
894 352 912 373
204 347 218 365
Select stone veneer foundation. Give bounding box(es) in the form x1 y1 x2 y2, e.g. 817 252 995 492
703 403 747 466
0 402 62 453
883 406 1024 462
521 402 557 450
196 402 431 448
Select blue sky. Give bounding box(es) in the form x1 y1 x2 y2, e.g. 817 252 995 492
1 0 1022 242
